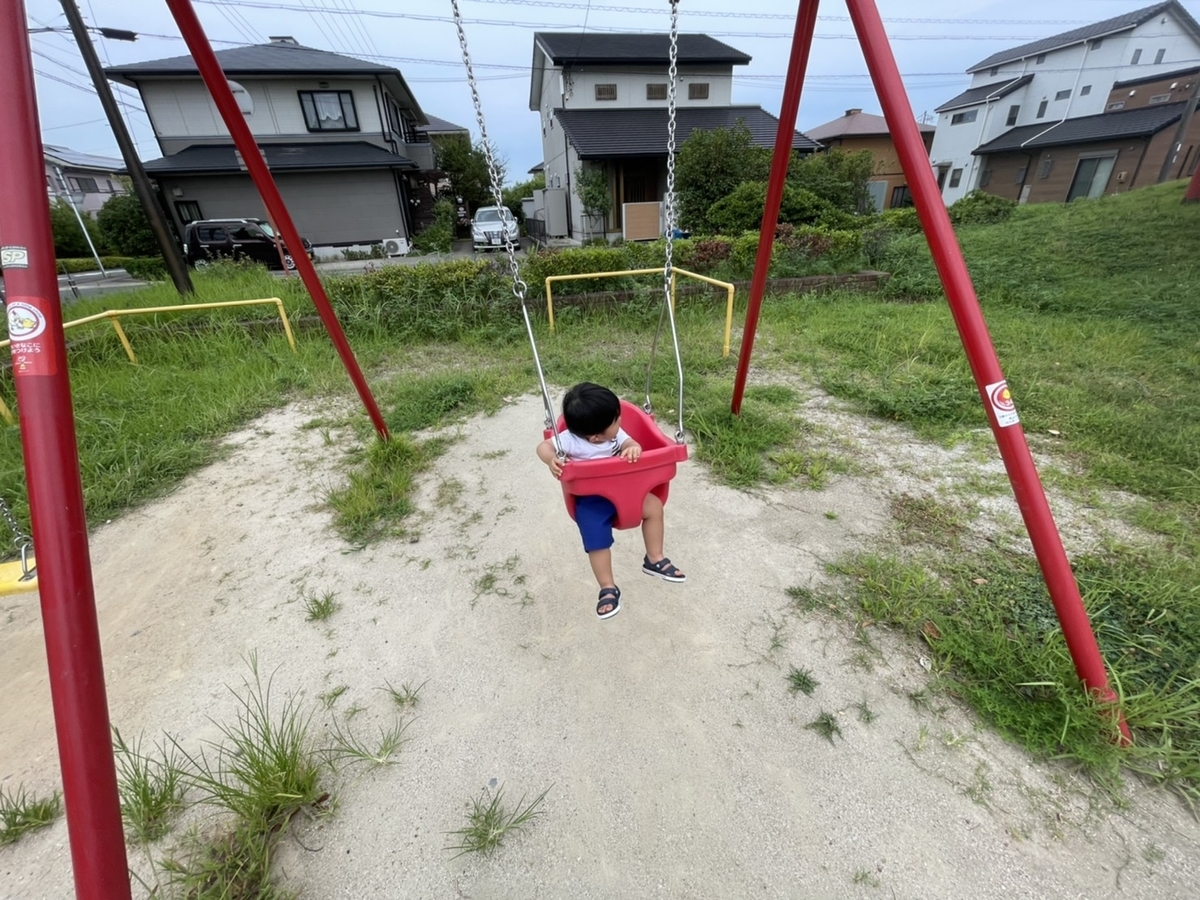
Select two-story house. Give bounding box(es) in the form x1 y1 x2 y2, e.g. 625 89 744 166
43 145 129 215
105 37 441 253
803 109 935 211
529 33 820 241
928 1 1200 205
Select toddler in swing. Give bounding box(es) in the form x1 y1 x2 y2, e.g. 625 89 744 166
536 382 685 620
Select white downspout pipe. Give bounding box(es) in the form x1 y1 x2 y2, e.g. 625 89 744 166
1021 41 1093 150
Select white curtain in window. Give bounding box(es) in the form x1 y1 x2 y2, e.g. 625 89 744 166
314 93 344 124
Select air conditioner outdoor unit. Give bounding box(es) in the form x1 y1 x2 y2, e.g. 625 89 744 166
383 238 408 257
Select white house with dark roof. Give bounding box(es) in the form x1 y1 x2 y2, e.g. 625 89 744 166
43 145 129 215
528 32 820 241
105 37 444 252
928 1 1200 204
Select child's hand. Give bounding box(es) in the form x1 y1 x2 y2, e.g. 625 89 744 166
546 455 565 479
619 441 642 463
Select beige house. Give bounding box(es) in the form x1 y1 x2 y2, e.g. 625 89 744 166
804 109 935 211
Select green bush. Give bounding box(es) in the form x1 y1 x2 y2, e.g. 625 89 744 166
879 206 923 234
97 193 159 257
325 258 519 341
411 199 455 254
675 124 772 233
706 182 842 235
786 148 876 214
948 191 1018 226
49 199 107 259
122 257 169 281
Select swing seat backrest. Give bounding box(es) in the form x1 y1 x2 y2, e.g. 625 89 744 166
546 400 688 531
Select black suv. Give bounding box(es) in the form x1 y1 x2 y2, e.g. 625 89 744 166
182 218 313 270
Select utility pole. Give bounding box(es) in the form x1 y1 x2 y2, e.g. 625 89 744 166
59 0 193 294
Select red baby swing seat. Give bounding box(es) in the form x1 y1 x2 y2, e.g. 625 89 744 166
546 400 689 531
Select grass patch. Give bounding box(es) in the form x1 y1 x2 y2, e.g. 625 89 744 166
326 435 446 544
0 785 61 845
445 784 551 857
302 589 340 622
379 679 427 709
806 711 843 744
786 665 819 696
113 728 187 843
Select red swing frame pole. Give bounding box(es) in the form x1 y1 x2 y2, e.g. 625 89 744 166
730 0 820 415
842 0 1129 740
163 0 390 441
1185 158 1200 201
0 3 132 896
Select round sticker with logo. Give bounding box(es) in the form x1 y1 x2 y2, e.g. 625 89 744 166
985 379 1019 427
7 301 47 342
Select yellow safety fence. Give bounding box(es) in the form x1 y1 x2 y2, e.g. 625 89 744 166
0 297 296 424
544 267 735 357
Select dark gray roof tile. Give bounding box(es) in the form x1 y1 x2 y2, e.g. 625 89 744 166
535 33 751 66
137 142 417 174
555 106 819 158
972 101 1189 154
935 75 1034 113
969 2 1200 72
106 41 396 79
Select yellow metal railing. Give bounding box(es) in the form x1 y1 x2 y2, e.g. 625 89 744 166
0 298 296 424
544 267 735 357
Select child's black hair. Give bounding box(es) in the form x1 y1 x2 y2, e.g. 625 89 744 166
562 382 620 437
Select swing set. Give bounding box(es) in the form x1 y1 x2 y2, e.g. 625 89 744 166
0 1 1132 896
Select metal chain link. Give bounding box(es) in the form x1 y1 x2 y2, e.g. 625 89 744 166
0 496 35 580
450 0 563 454
643 0 686 443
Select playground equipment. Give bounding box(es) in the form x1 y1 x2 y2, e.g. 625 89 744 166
451 0 690 534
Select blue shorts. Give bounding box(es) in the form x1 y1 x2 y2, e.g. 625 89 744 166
574 495 617 553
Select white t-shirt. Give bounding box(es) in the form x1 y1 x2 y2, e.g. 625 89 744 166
555 426 631 461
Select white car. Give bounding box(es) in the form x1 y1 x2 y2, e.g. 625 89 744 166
471 206 519 252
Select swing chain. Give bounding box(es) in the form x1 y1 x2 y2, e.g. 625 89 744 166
449 0 561 448
644 0 686 444
0 497 35 580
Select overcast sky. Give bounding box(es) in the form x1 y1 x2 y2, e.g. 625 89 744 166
24 0 1200 183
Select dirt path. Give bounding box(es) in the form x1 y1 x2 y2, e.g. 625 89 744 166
2 394 1197 898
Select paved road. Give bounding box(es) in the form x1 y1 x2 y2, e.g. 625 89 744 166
0 269 150 306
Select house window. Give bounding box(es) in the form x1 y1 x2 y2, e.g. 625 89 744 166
175 200 202 224
646 83 668 100
1055 89 1071 101
980 169 992 187
1088 38 1104 50
990 66 999 76
1006 104 1020 126
688 83 710 100
1015 165 1028 183
1067 154 1117 201
949 168 963 188
1155 48 1166 64
1080 84 1091 96
1038 158 1053 179
68 176 99 192
1036 54 1046 64
298 91 359 132
951 109 978 125
1149 93 1172 104
890 185 913 208
1131 49 1143 65
1036 100 1048 118
1106 100 1126 111
595 83 617 101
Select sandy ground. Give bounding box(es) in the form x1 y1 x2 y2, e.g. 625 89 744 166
1 391 1198 899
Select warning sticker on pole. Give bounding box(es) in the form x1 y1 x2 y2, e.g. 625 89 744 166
985 379 1019 427
6 298 57 377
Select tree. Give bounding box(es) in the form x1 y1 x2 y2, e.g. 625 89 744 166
97 192 159 257
786 149 875 214
48 198 106 259
573 165 612 240
433 135 503 212
674 124 771 233
501 173 545 224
